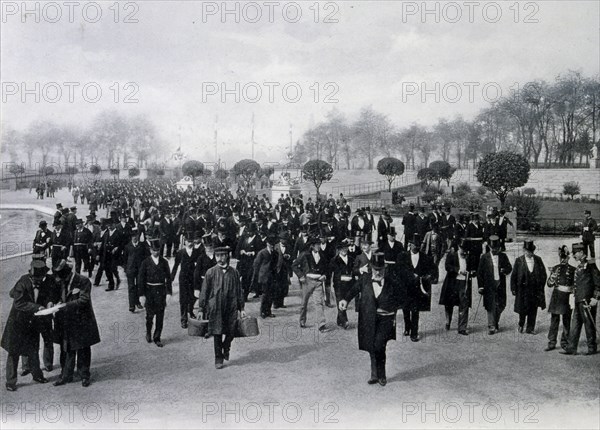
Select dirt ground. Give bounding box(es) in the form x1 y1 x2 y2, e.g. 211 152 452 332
0 189 599 429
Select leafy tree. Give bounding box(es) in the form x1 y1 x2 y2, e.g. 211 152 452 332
476 151 530 207
429 160 457 189
128 167 140 178
8 164 25 182
302 159 334 197
523 187 537 197
261 165 275 179
65 166 79 176
109 168 120 179
506 194 542 230
454 182 472 196
377 157 405 192
232 159 261 189
562 181 581 200
417 167 436 188
182 160 205 185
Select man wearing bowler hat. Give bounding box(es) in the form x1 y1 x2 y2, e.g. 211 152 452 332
477 235 512 335
339 253 404 386
511 240 547 333
560 243 600 355
138 239 172 347
198 246 245 369
2 260 56 391
439 238 472 335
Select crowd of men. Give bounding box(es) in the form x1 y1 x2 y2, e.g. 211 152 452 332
2 177 599 390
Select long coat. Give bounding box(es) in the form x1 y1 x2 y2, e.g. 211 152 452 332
171 248 197 304
1 275 57 355
510 255 547 313
53 272 101 351
477 252 512 312
344 275 403 352
199 265 244 336
405 251 434 312
439 250 472 308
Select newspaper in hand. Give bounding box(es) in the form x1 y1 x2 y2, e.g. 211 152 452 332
34 303 66 316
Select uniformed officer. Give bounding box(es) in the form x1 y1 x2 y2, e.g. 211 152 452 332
545 245 575 351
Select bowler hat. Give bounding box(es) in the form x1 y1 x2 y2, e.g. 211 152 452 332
39 220 47 227
214 246 231 254
572 243 585 254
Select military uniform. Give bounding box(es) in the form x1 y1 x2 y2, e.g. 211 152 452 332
546 260 575 350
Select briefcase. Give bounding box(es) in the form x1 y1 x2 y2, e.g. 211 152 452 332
235 316 259 337
187 317 209 337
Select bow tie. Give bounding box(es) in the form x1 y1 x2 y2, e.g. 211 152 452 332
372 279 383 285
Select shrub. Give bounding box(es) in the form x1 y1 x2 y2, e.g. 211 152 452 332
454 182 472 196
505 194 542 230
562 181 580 200
523 187 537 196
422 188 445 204
476 186 488 196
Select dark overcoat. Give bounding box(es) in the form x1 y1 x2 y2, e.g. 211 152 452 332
476 252 512 312
510 255 547 313
199 265 244 336
439 250 472 308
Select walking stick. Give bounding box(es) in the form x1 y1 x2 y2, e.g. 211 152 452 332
472 286 483 324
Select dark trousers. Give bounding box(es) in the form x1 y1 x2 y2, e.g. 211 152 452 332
6 353 43 387
403 308 420 338
126 273 140 309
334 282 351 326
260 282 274 316
239 263 253 300
583 240 595 258
445 305 469 332
88 248 97 276
274 278 289 308
59 347 91 381
94 257 120 287
518 308 538 332
180 300 195 324
369 314 394 380
21 331 54 371
213 334 234 363
567 302 597 353
324 274 333 305
74 251 90 275
146 306 166 341
160 240 173 258
548 311 571 349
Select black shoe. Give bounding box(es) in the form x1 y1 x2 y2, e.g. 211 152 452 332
5 385 17 392
445 324 450 331
33 376 48 384
105 287 114 292
93 283 100 287
410 336 419 342
129 307 135 313
458 330 469 336
279 305 287 309
403 330 410 336
116 278 121 289
319 325 330 333
82 379 90 387
189 312 196 319
544 346 556 352
584 350 597 356
300 323 306 328
53 379 70 386
526 329 535 334
518 326 524 333
146 333 152 343
136 303 144 310
488 328 496 335
559 350 576 355
20 369 31 377
268 314 276 318
342 322 350 330
215 360 224 369
181 322 188 329
378 378 387 386
367 378 378 385
223 349 230 361
261 313 268 319
154 340 164 348
44 365 53 372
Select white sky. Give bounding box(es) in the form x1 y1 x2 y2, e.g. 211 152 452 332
1 0 599 166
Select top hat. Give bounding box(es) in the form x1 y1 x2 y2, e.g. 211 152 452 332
52 259 68 273
371 252 385 270
307 235 320 246
85 214 94 221
30 260 49 278
247 222 258 234
336 240 350 250
489 235 501 249
202 233 214 247
388 226 396 236
523 240 536 252
584 210 591 215
409 233 421 246
148 238 161 250
70 206 77 211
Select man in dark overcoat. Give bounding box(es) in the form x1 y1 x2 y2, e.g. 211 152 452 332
439 238 472 335
510 240 547 334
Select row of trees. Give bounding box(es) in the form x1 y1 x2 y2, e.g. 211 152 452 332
1 110 168 170
292 71 600 169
